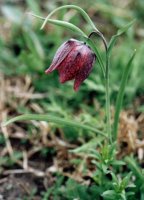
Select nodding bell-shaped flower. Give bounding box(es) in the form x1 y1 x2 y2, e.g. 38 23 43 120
45 39 96 91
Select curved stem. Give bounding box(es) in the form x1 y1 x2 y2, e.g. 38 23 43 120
87 39 105 77
40 5 99 31
88 31 108 52
88 31 108 77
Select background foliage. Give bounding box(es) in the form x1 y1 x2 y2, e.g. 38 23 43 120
0 0 144 199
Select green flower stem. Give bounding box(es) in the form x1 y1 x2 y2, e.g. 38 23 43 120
29 13 87 38
87 39 105 77
88 38 111 142
88 31 108 52
88 31 111 141
40 5 99 31
105 54 111 142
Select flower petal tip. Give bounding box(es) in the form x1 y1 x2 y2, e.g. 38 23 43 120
59 76 66 84
74 85 79 92
45 69 51 74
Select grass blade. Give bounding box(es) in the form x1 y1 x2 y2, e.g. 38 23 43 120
1 114 107 137
112 50 136 141
29 13 87 38
108 20 135 56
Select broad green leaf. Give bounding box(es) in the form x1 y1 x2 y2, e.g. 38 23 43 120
1 114 106 137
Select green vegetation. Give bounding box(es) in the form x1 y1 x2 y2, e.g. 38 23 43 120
0 0 144 199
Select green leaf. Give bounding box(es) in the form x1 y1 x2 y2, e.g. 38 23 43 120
1 114 106 137
111 160 125 166
112 50 136 141
1 5 23 25
23 30 45 59
125 156 144 183
26 0 41 15
126 183 136 188
43 19 87 37
30 13 87 38
40 5 98 31
111 172 119 184
108 20 135 56
70 137 103 153
102 190 116 199
101 163 108 174
120 172 132 190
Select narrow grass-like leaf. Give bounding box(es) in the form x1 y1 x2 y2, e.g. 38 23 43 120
70 137 104 153
108 20 135 56
120 172 132 190
112 50 136 141
1 114 107 137
29 13 87 38
125 157 144 183
26 0 41 15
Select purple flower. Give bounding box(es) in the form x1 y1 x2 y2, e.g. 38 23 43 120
45 39 96 91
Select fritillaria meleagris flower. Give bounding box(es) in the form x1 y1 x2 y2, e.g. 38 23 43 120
45 39 96 91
